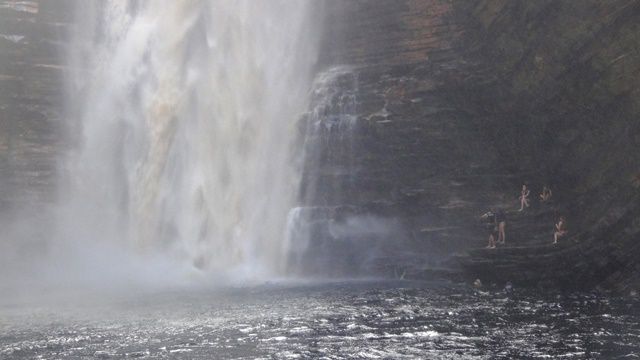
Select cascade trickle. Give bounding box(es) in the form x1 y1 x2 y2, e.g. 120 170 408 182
282 67 361 275
59 0 319 278
299 67 359 207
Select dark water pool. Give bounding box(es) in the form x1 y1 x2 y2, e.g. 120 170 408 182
1 281 639 359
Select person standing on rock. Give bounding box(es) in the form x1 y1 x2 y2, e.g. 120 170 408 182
481 211 497 249
553 216 567 244
496 208 507 244
518 184 530 211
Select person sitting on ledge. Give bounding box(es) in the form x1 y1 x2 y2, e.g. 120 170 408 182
540 185 553 202
481 210 498 249
518 184 530 211
553 216 567 244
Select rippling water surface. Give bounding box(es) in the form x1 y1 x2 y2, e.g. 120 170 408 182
1 281 639 359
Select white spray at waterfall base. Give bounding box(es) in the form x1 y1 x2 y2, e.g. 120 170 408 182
53 0 320 285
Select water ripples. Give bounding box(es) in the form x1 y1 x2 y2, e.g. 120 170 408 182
1 281 639 359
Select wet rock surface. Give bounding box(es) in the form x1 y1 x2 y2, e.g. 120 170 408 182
453 0 640 291
0 1 72 209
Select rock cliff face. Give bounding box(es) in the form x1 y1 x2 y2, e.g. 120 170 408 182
0 1 72 210
301 0 640 289
457 0 640 291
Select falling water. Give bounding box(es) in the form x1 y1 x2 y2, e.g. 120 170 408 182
58 1 320 281
283 67 360 275
299 66 359 207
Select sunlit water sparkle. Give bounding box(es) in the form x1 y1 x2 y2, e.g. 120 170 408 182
1 281 639 359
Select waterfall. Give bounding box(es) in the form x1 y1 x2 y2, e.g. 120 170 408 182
58 0 320 281
299 66 359 207
281 67 360 275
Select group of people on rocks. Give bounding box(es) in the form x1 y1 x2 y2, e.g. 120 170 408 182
481 184 567 249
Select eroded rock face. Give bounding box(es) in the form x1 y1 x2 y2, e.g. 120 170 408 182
0 1 73 209
301 0 640 288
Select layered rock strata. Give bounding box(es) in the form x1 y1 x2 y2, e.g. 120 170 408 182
0 1 72 209
301 0 640 290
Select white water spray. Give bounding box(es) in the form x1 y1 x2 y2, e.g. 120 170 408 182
59 1 320 281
